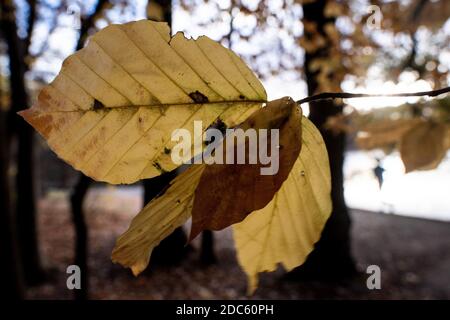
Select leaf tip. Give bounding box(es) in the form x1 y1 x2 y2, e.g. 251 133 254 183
188 225 201 243
17 108 31 120
246 275 258 296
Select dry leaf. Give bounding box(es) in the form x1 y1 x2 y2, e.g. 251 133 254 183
111 101 332 289
189 97 302 241
111 164 205 275
399 120 447 173
19 20 266 184
445 125 450 150
355 118 422 150
233 116 332 294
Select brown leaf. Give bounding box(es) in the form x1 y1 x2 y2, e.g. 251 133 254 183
445 125 450 150
189 97 302 240
355 118 422 150
399 120 447 173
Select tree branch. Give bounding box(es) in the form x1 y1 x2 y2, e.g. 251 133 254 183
410 0 428 23
76 0 109 50
28 2 65 61
296 86 450 105
24 0 36 52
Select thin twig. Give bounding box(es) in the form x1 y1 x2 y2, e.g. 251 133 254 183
296 86 450 105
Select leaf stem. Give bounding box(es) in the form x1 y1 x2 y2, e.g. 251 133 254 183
296 86 450 105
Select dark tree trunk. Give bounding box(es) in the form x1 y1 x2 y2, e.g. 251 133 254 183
76 0 109 51
66 0 110 300
200 230 216 265
69 174 91 300
0 109 25 299
143 0 195 266
1 0 44 286
145 0 216 265
300 100 356 278
143 172 191 266
147 0 172 23
289 0 356 279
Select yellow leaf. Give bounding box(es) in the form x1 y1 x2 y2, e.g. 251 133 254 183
111 164 205 275
232 116 332 294
112 97 301 275
111 101 331 287
19 20 266 184
399 121 447 173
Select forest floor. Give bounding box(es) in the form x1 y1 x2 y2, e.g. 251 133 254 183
27 187 450 300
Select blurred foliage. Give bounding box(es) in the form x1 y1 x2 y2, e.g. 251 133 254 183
325 96 450 171
0 0 448 104
177 0 450 90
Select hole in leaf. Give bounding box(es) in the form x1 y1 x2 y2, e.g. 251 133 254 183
189 90 209 103
93 99 104 110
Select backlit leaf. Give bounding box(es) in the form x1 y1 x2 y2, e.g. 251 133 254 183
19 20 266 184
355 119 421 150
111 164 205 275
399 120 447 173
189 97 302 240
233 116 332 294
111 102 331 288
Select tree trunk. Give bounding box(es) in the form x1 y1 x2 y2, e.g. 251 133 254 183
69 174 91 300
289 0 356 279
1 0 44 286
143 0 193 266
143 171 191 266
147 0 172 23
200 230 216 265
65 0 110 300
0 108 25 299
76 0 109 51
